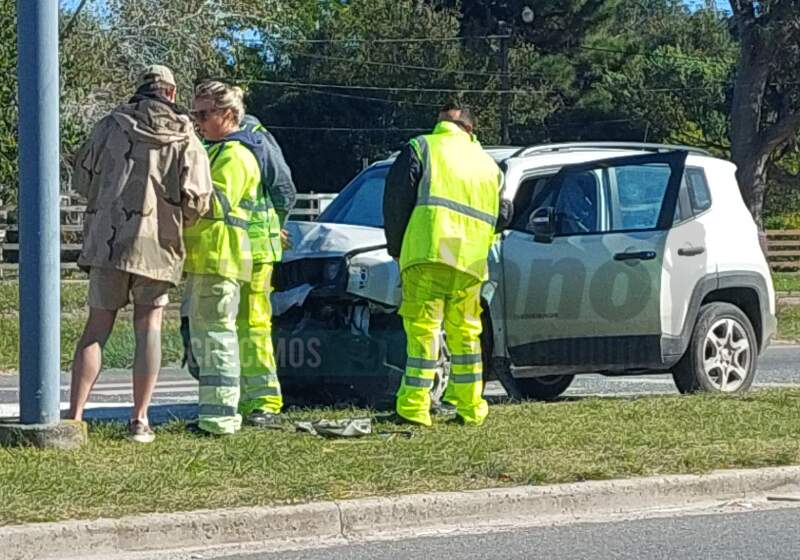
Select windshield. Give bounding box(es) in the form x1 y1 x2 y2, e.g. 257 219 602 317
317 165 389 228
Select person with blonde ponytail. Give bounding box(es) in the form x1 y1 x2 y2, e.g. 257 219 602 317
182 80 261 435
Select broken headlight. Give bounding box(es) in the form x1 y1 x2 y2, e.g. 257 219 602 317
323 259 342 283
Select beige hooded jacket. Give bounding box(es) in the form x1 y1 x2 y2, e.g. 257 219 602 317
73 96 212 285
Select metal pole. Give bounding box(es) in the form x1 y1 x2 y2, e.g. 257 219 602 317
17 0 61 425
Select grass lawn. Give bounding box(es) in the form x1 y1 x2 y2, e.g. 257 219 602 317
778 304 800 341
0 280 184 371
2 390 800 525
773 272 800 293
0 280 181 314
0 315 185 371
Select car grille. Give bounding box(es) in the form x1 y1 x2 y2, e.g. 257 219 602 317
273 258 342 292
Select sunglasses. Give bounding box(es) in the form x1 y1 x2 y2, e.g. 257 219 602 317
190 108 221 122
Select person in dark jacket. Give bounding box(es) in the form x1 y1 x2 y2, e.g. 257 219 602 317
381 102 512 427
383 103 513 261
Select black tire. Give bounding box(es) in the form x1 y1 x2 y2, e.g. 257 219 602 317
515 375 575 401
672 302 758 394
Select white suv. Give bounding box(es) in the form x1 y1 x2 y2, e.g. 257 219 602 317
273 143 777 404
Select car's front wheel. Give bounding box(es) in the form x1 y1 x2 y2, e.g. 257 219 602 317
672 302 758 394
514 375 575 401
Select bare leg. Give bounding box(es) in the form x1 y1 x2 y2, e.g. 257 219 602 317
68 307 117 421
131 304 163 424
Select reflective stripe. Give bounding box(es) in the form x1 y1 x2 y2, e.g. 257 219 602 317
242 387 281 400
213 187 232 216
418 195 497 227
213 187 252 230
403 376 435 389
199 376 240 388
451 353 482 365
201 216 248 230
406 356 439 370
226 215 249 230
450 373 482 384
239 199 255 210
198 404 239 417
241 374 280 387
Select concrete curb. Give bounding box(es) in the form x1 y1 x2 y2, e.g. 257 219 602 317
3 466 800 560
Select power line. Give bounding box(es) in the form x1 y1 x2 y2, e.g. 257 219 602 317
257 83 442 107
246 77 743 96
237 34 735 66
242 34 510 46
288 52 547 81
247 79 546 95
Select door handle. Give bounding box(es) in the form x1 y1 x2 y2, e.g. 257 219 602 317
614 251 656 261
678 246 706 257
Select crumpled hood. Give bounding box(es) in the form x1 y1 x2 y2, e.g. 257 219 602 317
111 98 195 146
283 221 387 262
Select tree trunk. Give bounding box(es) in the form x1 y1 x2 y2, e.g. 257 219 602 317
728 1 800 236
728 12 771 229
734 153 771 252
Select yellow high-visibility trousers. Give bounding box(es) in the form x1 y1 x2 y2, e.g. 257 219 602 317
396 263 488 426
237 263 283 416
184 273 243 435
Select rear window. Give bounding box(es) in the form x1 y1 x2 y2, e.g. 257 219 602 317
686 167 712 214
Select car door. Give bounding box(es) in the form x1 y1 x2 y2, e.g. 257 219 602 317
500 151 687 371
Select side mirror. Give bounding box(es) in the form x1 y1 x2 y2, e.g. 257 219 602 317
528 207 555 243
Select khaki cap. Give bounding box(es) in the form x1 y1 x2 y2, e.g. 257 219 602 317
137 64 176 89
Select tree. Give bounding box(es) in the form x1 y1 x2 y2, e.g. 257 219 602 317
728 0 800 230
586 1 735 149
0 0 17 203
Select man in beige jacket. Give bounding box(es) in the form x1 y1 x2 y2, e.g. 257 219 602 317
68 65 213 443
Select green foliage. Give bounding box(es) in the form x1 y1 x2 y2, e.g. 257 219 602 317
764 214 800 230
0 0 798 214
0 0 17 204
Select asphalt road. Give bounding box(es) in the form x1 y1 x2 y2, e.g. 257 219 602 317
199 506 800 560
1 344 798 421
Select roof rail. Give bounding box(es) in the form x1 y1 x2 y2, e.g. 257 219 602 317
511 142 711 159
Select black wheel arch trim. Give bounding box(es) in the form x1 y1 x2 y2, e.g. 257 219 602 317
662 270 773 363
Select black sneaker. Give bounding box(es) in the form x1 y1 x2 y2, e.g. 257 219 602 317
186 421 229 437
245 411 283 429
377 412 428 427
431 402 457 417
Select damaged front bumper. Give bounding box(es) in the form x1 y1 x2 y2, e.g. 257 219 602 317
271 250 408 409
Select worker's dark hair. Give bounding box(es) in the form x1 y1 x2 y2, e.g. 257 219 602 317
439 99 476 129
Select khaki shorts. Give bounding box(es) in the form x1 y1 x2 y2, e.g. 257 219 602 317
88 267 171 310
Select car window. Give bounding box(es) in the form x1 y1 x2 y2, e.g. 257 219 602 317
553 171 602 234
685 167 712 214
511 171 605 235
317 166 389 227
612 164 672 231
510 176 554 231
